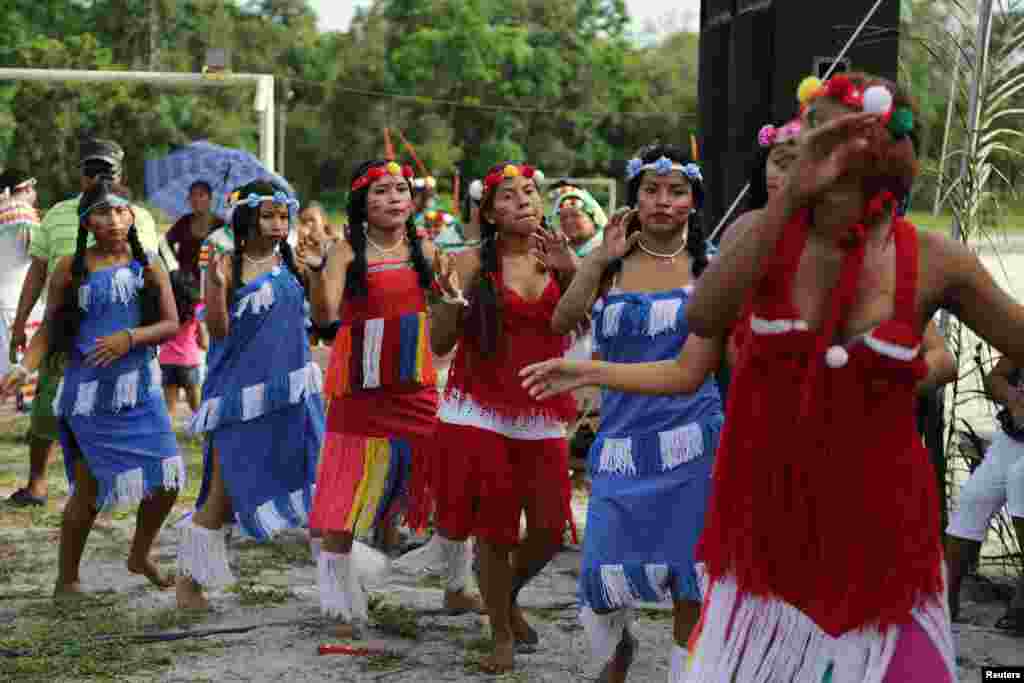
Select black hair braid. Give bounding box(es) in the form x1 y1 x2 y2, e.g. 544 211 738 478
231 232 245 304
49 225 90 355
405 217 434 289
345 221 369 299
276 238 308 296
466 220 502 359
685 210 709 277
127 225 161 326
170 271 198 325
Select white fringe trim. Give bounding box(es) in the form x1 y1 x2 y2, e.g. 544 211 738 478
602 302 626 337
362 318 385 389
72 380 99 416
598 438 636 476
177 520 235 588
437 392 566 440
669 645 689 683
437 536 473 593
391 534 447 576
234 280 276 319
190 362 321 433
241 383 266 422
750 315 810 335
252 487 310 538
579 606 633 675
864 334 920 362
599 564 635 608
687 575 956 683
162 455 186 491
659 422 704 471
78 284 91 312
644 563 672 602
289 363 323 404
319 542 388 624
111 267 143 305
310 536 322 563
648 298 682 336
111 467 146 507
112 369 139 412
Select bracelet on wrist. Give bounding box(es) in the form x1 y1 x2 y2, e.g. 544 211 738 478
125 328 135 349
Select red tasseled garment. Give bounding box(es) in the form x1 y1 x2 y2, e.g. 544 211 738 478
698 207 945 637
445 273 577 425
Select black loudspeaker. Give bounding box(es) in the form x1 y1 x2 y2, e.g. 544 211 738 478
699 0 901 230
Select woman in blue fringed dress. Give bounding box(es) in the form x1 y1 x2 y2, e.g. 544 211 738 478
2 180 183 597
175 180 325 610
521 144 724 683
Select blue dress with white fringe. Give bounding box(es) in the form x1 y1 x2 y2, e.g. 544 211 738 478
55 261 184 509
189 265 325 541
579 286 723 609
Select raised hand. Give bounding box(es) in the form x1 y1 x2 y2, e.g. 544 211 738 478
432 248 464 300
785 111 881 208
0 366 29 402
519 358 595 400
207 251 231 290
595 208 641 265
530 229 577 274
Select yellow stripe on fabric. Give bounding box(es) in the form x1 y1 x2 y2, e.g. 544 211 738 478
415 312 429 383
345 437 393 535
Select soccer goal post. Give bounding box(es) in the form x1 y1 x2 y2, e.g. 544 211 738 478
0 68 276 172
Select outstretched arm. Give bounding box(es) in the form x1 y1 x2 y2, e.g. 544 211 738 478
521 333 722 398
916 320 956 394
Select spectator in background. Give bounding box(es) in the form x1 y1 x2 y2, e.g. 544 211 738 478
6 138 161 507
159 270 207 422
552 188 606 258
434 179 483 255
298 201 339 245
0 170 42 378
165 181 225 282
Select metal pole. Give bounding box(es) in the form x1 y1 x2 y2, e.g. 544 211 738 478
933 49 962 216
0 68 276 172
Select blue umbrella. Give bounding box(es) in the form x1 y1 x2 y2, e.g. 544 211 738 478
144 140 296 220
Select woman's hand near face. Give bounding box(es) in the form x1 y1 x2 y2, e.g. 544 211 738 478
785 112 880 209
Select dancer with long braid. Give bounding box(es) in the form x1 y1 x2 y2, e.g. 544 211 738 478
527 145 722 682
303 160 482 636
1 180 183 596
176 180 325 610
430 161 578 673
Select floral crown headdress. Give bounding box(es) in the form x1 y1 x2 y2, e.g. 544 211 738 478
226 189 300 214
625 156 703 184
351 161 414 192
482 164 545 195
797 74 914 140
758 119 803 148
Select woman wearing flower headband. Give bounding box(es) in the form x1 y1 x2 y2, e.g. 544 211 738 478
302 160 482 636
429 161 579 673
176 180 326 610
520 144 720 682
1 179 183 596
525 73 993 679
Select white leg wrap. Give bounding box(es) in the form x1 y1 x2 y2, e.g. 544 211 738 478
437 536 473 593
580 606 633 675
669 645 689 683
319 551 359 622
177 519 235 588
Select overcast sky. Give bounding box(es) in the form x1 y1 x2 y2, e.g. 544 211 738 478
306 0 701 37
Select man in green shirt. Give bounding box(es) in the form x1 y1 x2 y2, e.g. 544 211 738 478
6 138 160 507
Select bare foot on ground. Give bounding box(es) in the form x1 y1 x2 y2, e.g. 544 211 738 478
175 575 210 610
511 605 539 646
53 582 86 601
479 639 515 674
444 589 485 614
127 557 174 588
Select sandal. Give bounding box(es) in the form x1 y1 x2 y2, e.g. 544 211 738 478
994 606 1024 636
6 488 46 507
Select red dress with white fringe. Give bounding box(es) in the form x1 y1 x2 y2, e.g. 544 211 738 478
434 271 578 545
309 259 438 535
686 211 957 682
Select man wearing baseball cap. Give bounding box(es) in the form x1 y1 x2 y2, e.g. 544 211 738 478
6 138 160 507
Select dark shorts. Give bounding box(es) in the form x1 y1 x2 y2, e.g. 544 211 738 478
161 364 200 388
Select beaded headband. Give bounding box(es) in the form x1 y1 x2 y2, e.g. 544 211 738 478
626 156 703 183
482 164 545 194
228 191 300 212
351 161 414 192
797 75 914 140
79 194 130 220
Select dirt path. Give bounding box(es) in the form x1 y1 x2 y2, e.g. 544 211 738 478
0 417 1021 682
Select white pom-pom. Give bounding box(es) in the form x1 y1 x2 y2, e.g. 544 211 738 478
469 179 483 201
443 213 454 225
825 345 849 369
863 86 893 115
532 169 545 182
413 178 426 189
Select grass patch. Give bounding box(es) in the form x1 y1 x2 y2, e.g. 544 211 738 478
364 652 407 672
235 537 313 579
370 601 420 640
908 209 1024 234
226 581 295 607
416 573 445 589
1 592 224 682
636 607 673 621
